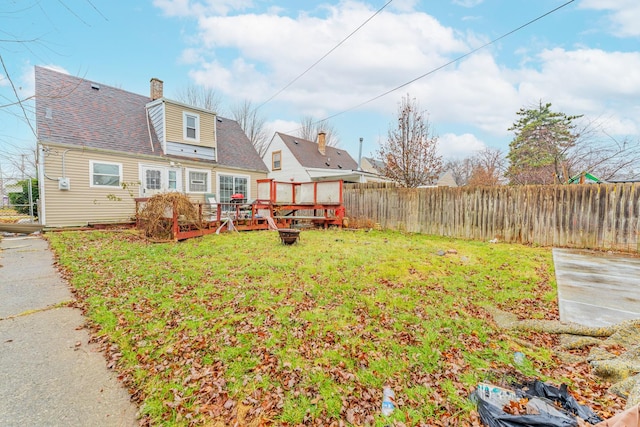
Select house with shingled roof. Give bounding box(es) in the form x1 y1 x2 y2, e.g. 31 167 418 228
262 132 388 183
35 66 268 227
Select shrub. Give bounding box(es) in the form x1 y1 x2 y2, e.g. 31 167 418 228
8 178 38 216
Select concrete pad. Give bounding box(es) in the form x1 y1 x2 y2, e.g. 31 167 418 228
0 236 138 426
0 236 72 318
0 308 138 426
553 248 640 327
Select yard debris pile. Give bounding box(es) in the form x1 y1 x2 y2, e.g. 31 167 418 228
474 380 603 426
137 192 201 241
489 307 640 411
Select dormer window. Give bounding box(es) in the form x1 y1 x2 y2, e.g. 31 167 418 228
183 112 200 141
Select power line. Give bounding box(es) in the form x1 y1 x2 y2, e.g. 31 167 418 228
256 0 394 110
0 54 36 138
86 0 108 21
318 0 576 123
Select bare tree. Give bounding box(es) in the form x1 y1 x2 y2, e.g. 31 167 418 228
377 94 443 188
173 84 223 113
444 158 474 186
444 148 505 187
467 147 505 187
230 100 270 157
297 116 340 147
563 118 640 182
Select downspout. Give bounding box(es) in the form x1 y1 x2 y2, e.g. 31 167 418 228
37 144 46 225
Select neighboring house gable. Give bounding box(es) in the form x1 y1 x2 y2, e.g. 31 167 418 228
360 156 386 174
436 170 458 187
35 66 267 227
262 132 383 183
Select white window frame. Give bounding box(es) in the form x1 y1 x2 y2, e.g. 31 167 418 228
90 160 123 188
217 172 250 203
272 150 282 171
183 111 200 142
186 168 211 194
139 164 183 196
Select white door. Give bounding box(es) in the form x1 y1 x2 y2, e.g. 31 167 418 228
140 166 182 196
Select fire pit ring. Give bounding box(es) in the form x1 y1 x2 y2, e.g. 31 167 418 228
278 228 300 245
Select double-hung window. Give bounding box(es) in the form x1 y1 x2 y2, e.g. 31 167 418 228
183 112 200 141
187 169 210 193
90 161 122 187
272 151 282 170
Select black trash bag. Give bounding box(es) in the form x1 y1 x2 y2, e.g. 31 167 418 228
520 380 603 424
474 389 578 427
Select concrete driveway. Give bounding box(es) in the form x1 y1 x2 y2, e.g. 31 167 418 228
553 248 640 327
0 235 138 427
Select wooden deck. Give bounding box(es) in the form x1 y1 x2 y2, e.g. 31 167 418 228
553 248 640 327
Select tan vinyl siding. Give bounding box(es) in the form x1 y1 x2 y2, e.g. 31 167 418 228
40 143 267 227
40 146 142 227
164 102 216 148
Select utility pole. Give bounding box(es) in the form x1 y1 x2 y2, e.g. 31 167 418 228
0 163 4 208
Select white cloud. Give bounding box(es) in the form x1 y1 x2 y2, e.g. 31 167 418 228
265 119 300 139
452 0 484 8
438 133 486 159
157 1 640 157
513 48 640 121
153 0 253 17
579 0 640 37
187 2 468 110
178 48 202 65
390 0 420 13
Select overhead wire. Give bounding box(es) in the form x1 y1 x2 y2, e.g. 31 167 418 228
316 0 576 123
255 0 394 110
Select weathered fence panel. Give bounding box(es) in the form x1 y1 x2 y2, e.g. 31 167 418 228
343 183 640 252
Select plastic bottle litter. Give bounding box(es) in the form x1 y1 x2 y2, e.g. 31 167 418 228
513 351 525 365
381 386 395 416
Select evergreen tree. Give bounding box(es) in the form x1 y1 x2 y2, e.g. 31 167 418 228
506 102 581 185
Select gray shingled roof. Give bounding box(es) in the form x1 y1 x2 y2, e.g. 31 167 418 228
35 66 267 172
276 132 358 170
216 117 268 171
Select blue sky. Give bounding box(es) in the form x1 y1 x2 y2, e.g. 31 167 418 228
1 0 639 178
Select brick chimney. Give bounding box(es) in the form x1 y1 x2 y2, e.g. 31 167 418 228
150 77 163 100
318 131 327 155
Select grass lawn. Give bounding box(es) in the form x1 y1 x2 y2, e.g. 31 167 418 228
48 229 618 426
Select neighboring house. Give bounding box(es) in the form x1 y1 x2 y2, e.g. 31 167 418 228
360 156 386 175
262 132 386 183
35 66 268 227
435 170 458 187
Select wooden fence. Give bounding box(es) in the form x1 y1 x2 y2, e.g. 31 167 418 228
343 182 640 252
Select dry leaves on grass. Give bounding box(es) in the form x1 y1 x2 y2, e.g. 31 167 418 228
48 230 625 426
